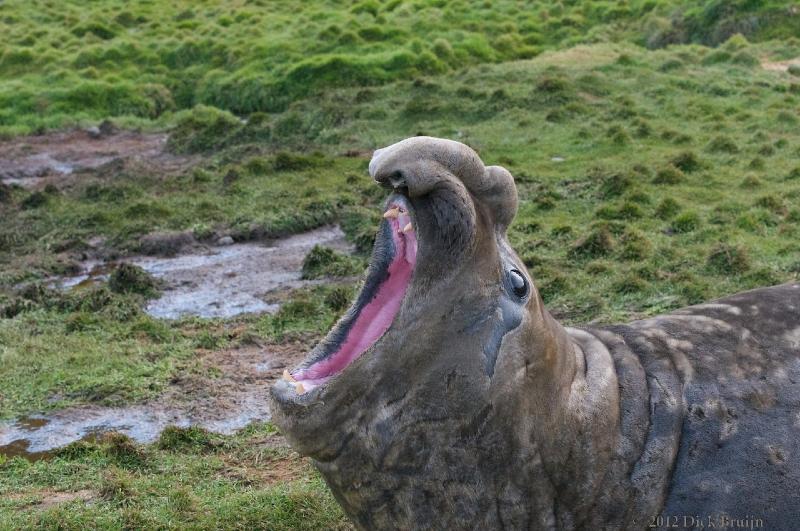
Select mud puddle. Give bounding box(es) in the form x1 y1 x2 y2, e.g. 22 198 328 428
0 128 194 189
54 225 355 319
0 342 307 460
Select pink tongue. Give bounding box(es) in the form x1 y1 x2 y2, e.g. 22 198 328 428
293 209 416 387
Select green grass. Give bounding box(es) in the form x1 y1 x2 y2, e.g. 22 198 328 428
0 282 355 420
301 246 364 280
0 306 191 416
1 0 799 134
4 40 799 318
2 0 800 527
0 423 352 530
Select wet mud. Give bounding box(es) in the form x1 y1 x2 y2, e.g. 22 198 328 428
0 128 195 189
54 225 355 319
0 342 308 460
4 225 356 460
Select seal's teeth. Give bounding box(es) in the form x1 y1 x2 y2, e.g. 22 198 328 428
402 222 414 233
295 382 306 394
282 370 296 382
383 207 400 219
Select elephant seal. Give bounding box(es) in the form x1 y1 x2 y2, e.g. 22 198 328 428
270 136 800 530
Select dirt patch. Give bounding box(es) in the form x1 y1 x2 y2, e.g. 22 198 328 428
223 453 312 487
167 339 310 427
219 433 313 487
0 340 311 458
6 490 96 510
53 225 356 319
761 57 800 72
0 128 196 189
535 45 621 68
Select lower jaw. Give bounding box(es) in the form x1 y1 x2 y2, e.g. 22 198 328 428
287 200 417 393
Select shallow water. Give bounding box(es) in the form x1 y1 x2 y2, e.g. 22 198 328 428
0 345 297 460
3 226 356 460
0 401 269 460
53 225 354 319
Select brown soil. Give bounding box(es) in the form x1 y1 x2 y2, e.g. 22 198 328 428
7 489 95 510
761 57 800 72
0 128 197 189
156 338 316 486
219 433 313 487
166 338 312 420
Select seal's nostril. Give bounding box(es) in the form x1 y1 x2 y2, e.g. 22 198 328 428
376 170 409 193
389 171 407 190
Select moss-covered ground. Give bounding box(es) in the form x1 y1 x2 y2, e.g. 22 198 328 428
2 0 800 528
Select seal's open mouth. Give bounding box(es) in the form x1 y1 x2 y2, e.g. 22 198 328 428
282 196 417 394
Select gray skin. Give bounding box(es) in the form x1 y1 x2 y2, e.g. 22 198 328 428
270 137 800 530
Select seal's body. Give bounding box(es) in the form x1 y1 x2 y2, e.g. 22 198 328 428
592 284 800 529
270 137 800 530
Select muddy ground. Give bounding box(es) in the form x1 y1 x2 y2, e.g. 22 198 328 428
1 129 359 460
2 221 356 458
0 339 310 459
55 225 355 319
0 126 196 189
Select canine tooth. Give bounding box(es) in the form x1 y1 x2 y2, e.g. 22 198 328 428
295 383 306 394
383 207 400 219
402 223 414 233
282 370 296 382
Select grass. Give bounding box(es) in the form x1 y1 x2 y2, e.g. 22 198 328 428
1 0 799 135
0 282 354 419
0 423 352 530
301 246 364 280
6 39 798 317
1 0 800 527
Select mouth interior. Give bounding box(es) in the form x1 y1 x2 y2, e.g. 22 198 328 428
289 201 417 392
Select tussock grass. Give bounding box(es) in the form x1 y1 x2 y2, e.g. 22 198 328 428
1 1 799 134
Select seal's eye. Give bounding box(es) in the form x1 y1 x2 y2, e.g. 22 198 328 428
508 269 528 298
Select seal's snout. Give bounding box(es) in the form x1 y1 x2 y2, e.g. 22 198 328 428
369 136 484 199
369 136 518 231
371 160 437 198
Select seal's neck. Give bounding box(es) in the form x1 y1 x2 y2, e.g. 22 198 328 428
523 307 622 527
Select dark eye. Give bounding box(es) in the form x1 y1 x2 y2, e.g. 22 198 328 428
508 269 528 298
